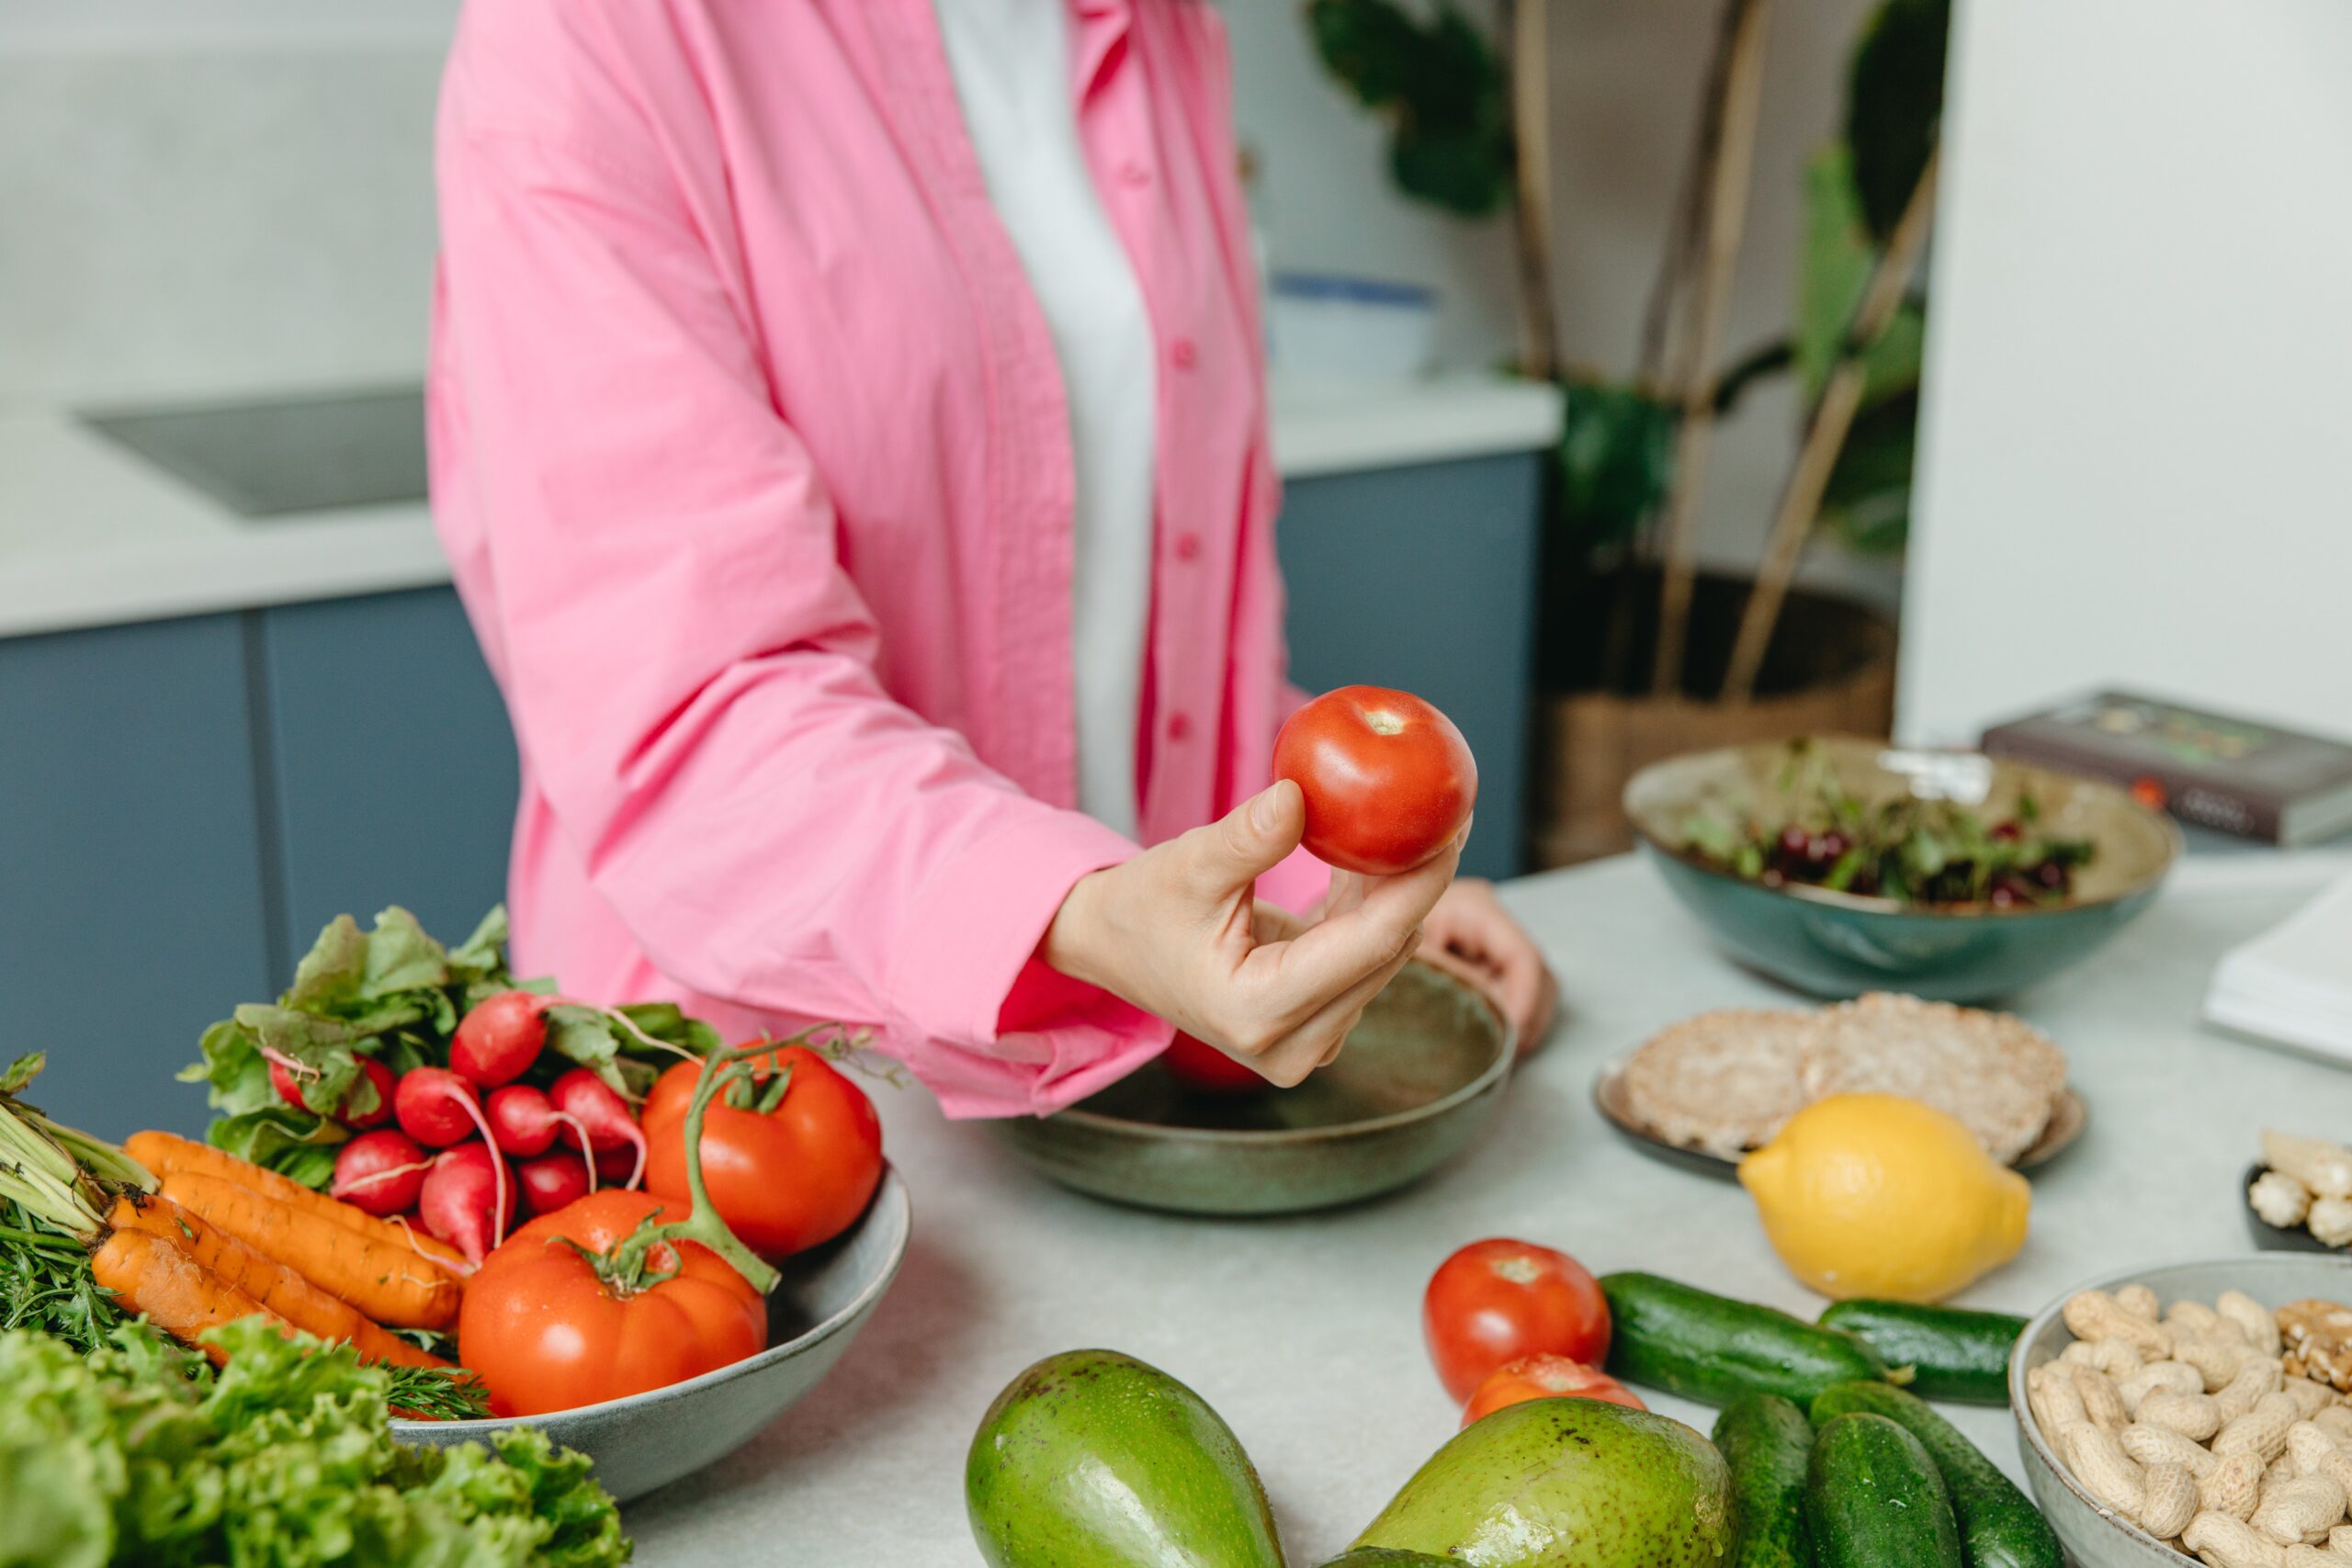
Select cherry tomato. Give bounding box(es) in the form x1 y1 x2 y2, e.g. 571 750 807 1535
459 1190 765 1416
1161 1030 1268 1094
1423 1237 1611 1403
1273 685 1476 875
1460 1354 1645 1427
642 1045 883 1259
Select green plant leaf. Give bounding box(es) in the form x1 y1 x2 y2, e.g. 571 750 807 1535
1817 390 1918 554
540 1006 633 1097
205 1106 346 1187
1555 375 1678 551
1847 0 1949 243
1307 0 1513 220
0 1054 41 1097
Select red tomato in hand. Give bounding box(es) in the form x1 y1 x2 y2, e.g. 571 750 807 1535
1162 1030 1269 1094
459 1189 765 1416
642 1044 884 1259
1461 1354 1645 1427
1423 1237 1611 1403
1274 686 1476 875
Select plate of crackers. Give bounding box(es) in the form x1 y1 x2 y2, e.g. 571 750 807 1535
1593 990 2086 1178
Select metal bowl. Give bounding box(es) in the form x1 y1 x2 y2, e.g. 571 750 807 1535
394 1166 909 1502
988 961 1513 1216
1626 737 2180 1002
2011 1253 2352 1567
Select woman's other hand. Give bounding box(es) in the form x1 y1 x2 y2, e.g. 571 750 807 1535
1042 781 1459 1087
1419 876 1558 1052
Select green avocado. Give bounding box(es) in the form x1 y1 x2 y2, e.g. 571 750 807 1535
966 1348 1287 1568
1351 1398 1736 1568
1314 1553 1460 1566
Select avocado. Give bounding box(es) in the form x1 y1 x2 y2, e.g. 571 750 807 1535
1351 1398 1736 1568
1314 1553 1460 1566
966 1348 1287 1568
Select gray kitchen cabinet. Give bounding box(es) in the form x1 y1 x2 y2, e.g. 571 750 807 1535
0 613 274 1138
1276 453 1542 879
255 587 517 976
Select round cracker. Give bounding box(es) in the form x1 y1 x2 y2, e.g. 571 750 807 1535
1798 991 2068 1163
1618 1008 1816 1159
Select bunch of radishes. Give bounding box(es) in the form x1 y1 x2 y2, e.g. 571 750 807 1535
319 992 649 1265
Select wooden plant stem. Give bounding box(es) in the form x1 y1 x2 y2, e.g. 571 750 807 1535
1721 149 1939 704
1510 0 1559 380
1650 0 1775 697
1636 0 1753 391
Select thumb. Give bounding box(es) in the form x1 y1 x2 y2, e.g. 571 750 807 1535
1185 780 1306 897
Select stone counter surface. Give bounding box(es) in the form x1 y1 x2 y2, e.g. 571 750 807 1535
628 849 2352 1564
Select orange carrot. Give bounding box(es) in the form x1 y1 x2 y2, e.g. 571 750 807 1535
109 1195 447 1370
160 1170 460 1331
126 1130 472 1277
89 1227 296 1367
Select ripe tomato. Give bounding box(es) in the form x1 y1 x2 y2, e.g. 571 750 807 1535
1161 1030 1268 1094
459 1190 765 1416
642 1044 883 1260
1273 685 1476 875
1423 1237 1611 1403
1460 1354 1645 1427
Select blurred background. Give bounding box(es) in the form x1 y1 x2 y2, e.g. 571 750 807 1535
4 0 2349 1128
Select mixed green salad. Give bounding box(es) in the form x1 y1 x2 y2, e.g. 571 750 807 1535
1682 750 2096 907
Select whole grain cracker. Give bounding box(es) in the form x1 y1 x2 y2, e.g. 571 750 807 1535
1798 991 2067 1163
1617 1009 1815 1158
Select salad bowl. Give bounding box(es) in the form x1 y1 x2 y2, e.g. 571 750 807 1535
394 1164 909 1502
1626 737 2179 1002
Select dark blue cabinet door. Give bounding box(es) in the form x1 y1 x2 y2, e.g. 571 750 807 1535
256 588 517 974
0 614 273 1137
1276 453 1542 879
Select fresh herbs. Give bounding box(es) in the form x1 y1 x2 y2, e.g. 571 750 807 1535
1683 749 2096 907
0 1053 156 1357
183 907 718 1188
0 1319 628 1567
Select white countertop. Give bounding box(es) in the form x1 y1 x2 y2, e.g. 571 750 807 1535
0 374 1562 639
622 848 2352 1565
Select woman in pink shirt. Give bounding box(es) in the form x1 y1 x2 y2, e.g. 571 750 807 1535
427 0 1555 1119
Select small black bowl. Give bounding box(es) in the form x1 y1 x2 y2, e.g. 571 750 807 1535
2245 1161 2343 1253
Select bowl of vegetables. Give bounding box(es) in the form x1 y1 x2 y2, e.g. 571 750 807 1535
1626 736 2179 1001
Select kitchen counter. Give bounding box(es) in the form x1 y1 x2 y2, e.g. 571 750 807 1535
626 847 2352 1563
0 374 1562 640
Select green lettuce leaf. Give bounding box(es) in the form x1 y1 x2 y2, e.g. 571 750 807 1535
204 1107 346 1188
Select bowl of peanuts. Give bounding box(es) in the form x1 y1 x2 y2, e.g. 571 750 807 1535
2014 1256 2352 1568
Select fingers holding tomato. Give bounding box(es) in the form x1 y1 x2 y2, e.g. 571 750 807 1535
643 1044 884 1260
1460 1354 1645 1427
1423 1237 1610 1403
1274 685 1476 876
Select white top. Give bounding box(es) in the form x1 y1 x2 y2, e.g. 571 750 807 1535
934 0 1157 839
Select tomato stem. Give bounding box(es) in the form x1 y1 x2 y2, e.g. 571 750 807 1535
751 1063 796 1116
601 1043 781 1296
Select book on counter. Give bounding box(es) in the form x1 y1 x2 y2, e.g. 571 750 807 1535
1981 691 2352 847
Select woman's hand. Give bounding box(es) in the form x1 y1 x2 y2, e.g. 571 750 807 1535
1419 877 1559 1051
1043 780 1460 1087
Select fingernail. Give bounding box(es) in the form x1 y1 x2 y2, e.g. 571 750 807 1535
1251 785 1283 834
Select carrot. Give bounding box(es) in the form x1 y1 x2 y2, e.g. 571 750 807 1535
160 1170 460 1332
88 1226 296 1368
126 1130 472 1277
109 1195 447 1370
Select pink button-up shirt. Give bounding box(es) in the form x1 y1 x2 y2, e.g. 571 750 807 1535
427 0 1313 1117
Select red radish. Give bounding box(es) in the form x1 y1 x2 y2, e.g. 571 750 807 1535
548 1068 648 1190
419 1140 517 1263
592 1142 638 1185
328 1128 432 1217
450 990 551 1087
394 1067 507 1238
267 1054 396 1128
483 1083 597 1162
515 1149 594 1213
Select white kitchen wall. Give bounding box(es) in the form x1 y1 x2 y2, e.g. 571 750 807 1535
1899 0 2352 744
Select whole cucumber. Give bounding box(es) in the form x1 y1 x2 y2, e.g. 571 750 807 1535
1805 1413 1963 1568
1817 1301 2026 1405
1712 1394 1815 1568
1810 1381 2062 1568
1600 1272 1890 1406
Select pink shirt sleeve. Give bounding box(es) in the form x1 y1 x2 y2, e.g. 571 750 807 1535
434 127 1167 1114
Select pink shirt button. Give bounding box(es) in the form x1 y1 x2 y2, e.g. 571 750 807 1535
1170 338 1197 370
1172 531 1202 561
1167 712 1193 741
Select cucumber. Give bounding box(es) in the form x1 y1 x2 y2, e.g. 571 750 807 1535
1600 1272 1891 1406
1817 1301 2026 1405
1810 1382 2062 1568
1804 1413 1963 1568
1712 1394 1815 1568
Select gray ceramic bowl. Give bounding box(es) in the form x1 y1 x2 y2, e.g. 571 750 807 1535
2011 1253 2352 1567
989 961 1513 1216
394 1165 910 1502
1626 736 2180 1002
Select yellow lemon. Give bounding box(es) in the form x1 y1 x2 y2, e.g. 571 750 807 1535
1738 1093 2030 1303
